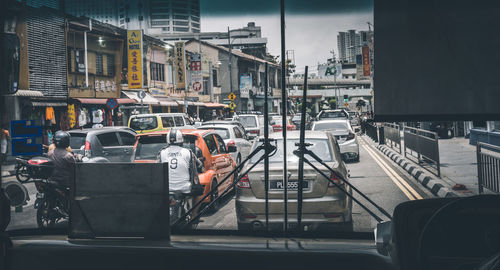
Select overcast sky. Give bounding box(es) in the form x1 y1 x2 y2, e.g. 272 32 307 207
200 0 373 74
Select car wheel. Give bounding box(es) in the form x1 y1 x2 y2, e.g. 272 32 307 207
15 165 31 183
208 178 219 213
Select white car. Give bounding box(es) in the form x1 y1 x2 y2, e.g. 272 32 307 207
198 124 252 167
233 114 272 139
311 119 360 162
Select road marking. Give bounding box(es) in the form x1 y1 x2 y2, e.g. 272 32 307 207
361 140 423 200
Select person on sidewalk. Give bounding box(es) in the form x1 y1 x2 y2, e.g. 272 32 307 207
0 125 10 165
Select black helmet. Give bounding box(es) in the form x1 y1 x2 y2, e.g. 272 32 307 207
54 131 70 148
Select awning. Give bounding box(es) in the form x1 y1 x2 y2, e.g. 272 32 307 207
122 91 160 105
73 98 136 105
9 90 44 97
31 101 67 107
154 96 181 107
204 102 228 108
193 102 205 106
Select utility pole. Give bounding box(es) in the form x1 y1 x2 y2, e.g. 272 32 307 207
227 27 233 104
330 49 338 109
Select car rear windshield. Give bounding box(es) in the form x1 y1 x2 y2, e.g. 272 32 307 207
130 116 158 131
199 127 230 139
238 116 257 128
319 111 347 119
250 139 333 164
134 136 167 160
69 133 86 150
313 122 349 131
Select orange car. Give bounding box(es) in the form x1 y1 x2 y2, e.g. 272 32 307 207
131 129 237 207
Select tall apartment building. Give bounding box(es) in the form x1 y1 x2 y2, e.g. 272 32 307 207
337 29 373 63
64 0 200 37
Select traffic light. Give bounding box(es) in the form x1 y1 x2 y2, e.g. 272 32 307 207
343 95 348 102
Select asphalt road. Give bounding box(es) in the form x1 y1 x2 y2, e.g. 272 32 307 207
5 135 433 232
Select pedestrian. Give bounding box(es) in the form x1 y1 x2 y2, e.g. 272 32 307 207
0 124 10 165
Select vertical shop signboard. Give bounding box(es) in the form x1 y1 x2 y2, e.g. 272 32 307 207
174 42 186 91
127 30 143 89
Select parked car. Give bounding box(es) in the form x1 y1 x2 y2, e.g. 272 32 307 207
131 129 237 208
311 119 359 162
291 113 312 130
68 127 137 162
270 116 296 132
233 114 272 139
235 131 352 231
198 124 252 168
128 113 195 134
316 109 349 121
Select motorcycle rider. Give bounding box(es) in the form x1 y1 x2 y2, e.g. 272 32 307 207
157 128 201 194
47 131 77 188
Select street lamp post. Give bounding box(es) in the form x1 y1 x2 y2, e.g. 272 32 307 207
227 27 233 98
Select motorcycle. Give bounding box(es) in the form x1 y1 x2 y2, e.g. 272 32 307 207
34 179 69 228
15 156 53 183
169 184 204 231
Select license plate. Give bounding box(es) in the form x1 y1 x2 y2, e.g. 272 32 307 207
269 180 309 191
36 193 44 199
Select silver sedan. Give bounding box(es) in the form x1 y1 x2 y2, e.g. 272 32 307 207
311 119 360 162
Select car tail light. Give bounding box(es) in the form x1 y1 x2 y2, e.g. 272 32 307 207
236 174 251 189
249 130 260 135
347 132 355 140
226 140 235 147
84 141 91 157
328 172 344 187
28 159 49 165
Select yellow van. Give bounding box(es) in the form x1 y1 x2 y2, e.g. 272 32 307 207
128 113 195 134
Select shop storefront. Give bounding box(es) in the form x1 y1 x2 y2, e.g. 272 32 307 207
70 98 136 128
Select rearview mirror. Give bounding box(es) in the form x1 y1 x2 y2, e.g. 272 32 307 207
228 145 237 153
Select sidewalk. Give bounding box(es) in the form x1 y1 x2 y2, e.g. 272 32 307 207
375 135 480 197
438 137 478 194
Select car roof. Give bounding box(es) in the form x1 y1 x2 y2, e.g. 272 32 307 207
202 120 240 125
259 130 329 139
198 124 235 129
313 119 350 124
68 126 135 134
137 129 210 137
130 113 186 118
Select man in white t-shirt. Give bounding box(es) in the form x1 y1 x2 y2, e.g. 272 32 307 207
157 128 200 193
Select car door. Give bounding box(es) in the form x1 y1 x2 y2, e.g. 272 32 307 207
173 115 184 127
213 133 234 189
117 131 136 162
233 126 252 159
95 132 123 162
160 116 175 129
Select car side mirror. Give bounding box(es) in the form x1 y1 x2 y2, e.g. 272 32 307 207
355 127 360 133
228 145 237 153
375 221 392 256
341 153 350 161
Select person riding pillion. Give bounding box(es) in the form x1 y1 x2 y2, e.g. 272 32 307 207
157 128 201 194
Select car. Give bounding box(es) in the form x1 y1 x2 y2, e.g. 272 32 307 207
201 120 247 135
235 131 352 231
316 109 349 121
347 111 360 126
270 116 296 132
68 127 137 162
233 114 272 139
131 129 237 208
128 113 195 134
291 113 312 130
198 124 252 168
311 119 360 162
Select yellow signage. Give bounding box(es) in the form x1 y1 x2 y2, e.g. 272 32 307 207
67 104 76 128
127 30 142 89
174 42 186 91
228 92 236 101
228 102 237 110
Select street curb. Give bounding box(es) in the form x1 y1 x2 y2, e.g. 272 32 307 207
376 144 459 198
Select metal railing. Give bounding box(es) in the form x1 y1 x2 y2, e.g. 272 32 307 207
403 126 441 177
362 121 379 142
477 142 500 194
384 123 402 153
